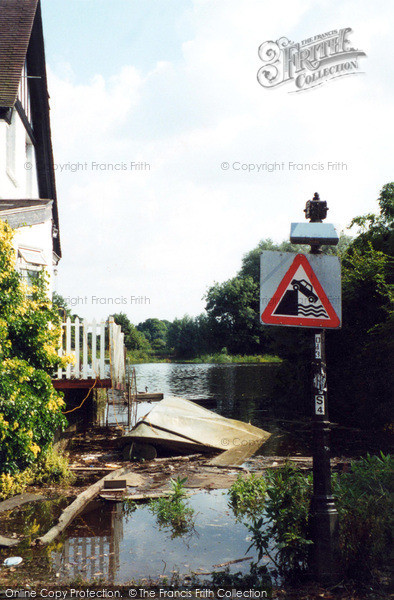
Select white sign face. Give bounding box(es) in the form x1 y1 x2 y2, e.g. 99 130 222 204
315 394 325 415
260 251 341 328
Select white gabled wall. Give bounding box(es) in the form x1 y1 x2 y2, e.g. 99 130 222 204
0 110 38 199
0 109 55 298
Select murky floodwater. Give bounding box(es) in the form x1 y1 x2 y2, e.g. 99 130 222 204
54 491 258 583
0 491 262 585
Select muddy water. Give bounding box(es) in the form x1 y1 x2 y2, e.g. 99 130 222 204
54 491 258 583
0 492 261 585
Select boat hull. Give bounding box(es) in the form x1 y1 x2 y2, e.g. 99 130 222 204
120 396 271 455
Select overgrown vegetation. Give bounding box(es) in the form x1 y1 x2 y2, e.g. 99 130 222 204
228 473 267 517
33 444 75 485
240 465 313 579
228 455 393 582
149 476 195 537
210 562 272 592
0 220 69 497
0 445 74 500
333 452 393 579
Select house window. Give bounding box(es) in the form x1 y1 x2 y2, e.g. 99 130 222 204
6 110 17 181
17 247 47 288
25 137 34 195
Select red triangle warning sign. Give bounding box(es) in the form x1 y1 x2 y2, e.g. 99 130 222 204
261 254 340 328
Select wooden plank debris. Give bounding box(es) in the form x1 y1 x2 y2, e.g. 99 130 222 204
103 479 127 490
207 439 265 467
0 493 46 514
136 393 164 401
33 465 134 546
213 556 253 568
0 535 19 548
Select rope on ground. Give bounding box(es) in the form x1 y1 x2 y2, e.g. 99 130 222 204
62 373 99 415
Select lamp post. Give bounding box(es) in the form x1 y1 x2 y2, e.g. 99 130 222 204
306 193 339 583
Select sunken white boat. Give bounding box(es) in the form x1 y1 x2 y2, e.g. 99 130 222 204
120 396 271 455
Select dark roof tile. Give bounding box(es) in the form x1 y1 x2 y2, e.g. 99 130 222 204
0 0 38 107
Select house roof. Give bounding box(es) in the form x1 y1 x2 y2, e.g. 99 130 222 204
0 198 51 210
0 0 39 107
0 198 53 229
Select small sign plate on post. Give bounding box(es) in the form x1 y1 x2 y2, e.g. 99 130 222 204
315 394 325 415
260 251 341 328
315 334 322 358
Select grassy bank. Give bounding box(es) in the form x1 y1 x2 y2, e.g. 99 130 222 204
185 353 281 364
126 352 282 364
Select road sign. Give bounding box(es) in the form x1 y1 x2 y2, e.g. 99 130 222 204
260 251 341 328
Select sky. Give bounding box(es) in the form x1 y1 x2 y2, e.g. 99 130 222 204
40 0 394 323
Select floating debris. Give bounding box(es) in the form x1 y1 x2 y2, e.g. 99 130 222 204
3 556 23 567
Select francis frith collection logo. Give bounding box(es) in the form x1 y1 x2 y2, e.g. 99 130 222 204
257 27 366 92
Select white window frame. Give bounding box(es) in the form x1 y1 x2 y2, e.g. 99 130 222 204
6 110 17 184
17 246 47 288
25 136 34 196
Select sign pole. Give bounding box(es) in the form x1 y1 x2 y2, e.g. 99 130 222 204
260 191 342 582
308 195 339 583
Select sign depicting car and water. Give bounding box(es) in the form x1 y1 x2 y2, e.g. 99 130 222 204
260 251 342 328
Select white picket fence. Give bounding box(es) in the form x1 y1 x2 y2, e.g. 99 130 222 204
55 316 126 386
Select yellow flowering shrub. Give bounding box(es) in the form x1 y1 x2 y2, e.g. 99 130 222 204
0 469 34 500
0 220 68 477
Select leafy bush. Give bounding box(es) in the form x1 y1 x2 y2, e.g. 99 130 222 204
33 444 75 485
229 456 393 582
0 220 67 477
0 446 74 499
228 473 267 518
333 453 393 579
0 468 35 500
243 465 313 578
149 476 194 537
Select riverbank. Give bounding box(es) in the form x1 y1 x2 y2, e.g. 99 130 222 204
126 353 281 364
183 353 281 364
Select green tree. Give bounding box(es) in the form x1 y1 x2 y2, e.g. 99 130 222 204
52 292 72 319
111 312 151 353
326 184 393 428
348 182 394 257
205 276 264 354
137 318 169 355
167 314 211 358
